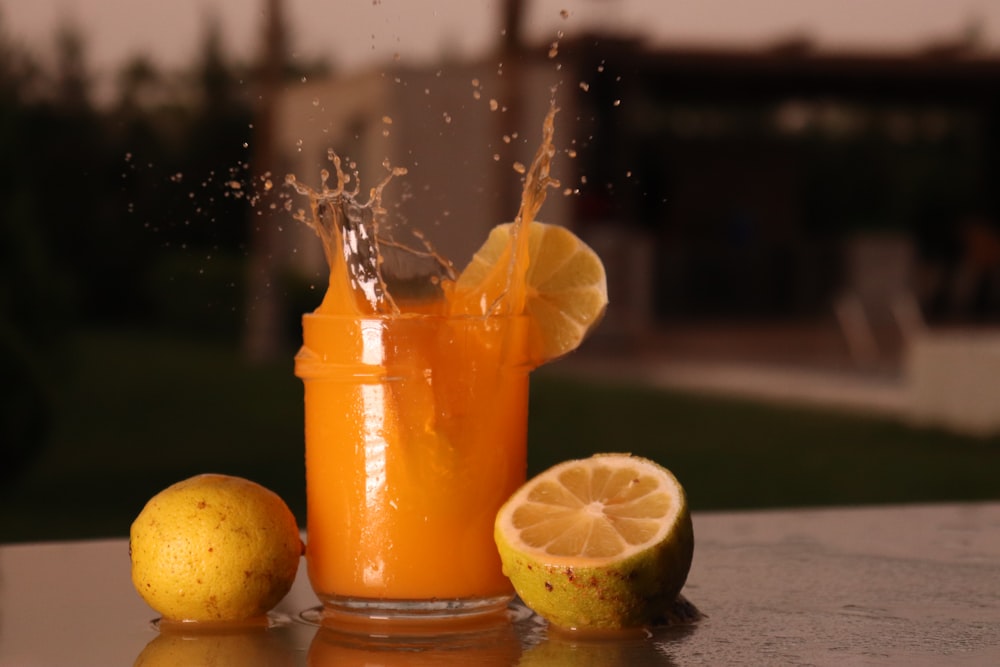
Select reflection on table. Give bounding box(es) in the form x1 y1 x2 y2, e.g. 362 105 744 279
2 502 999 666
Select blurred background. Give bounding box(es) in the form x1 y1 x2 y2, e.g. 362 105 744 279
3 0 1000 543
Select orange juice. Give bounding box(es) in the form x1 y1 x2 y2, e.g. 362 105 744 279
292 104 561 618
296 314 531 610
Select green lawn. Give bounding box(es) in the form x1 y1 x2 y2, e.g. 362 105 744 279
2 329 999 543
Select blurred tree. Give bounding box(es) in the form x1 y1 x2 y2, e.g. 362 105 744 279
52 17 90 110
243 0 288 362
0 13 73 484
116 55 162 111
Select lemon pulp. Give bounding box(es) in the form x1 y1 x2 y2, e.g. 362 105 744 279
494 454 694 630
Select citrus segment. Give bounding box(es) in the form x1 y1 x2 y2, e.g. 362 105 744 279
453 221 608 364
495 454 694 630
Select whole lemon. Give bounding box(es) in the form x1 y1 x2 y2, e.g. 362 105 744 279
130 474 303 622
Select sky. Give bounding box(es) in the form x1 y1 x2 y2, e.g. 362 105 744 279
2 0 999 82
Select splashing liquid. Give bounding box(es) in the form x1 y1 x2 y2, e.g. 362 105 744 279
446 100 560 318
286 152 444 316
288 100 560 319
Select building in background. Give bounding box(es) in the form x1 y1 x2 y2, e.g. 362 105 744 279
272 33 1000 358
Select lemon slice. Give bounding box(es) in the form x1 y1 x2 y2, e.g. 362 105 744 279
494 454 694 630
455 221 608 364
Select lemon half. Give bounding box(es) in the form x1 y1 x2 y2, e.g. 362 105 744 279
494 454 694 630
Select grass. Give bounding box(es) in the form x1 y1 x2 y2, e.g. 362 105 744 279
2 329 999 543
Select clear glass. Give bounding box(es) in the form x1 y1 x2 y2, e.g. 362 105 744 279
295 313 532 621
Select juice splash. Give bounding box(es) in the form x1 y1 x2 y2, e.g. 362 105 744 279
285 152 454 317
288 101 561 318
292 99 575 610
444 102 560 318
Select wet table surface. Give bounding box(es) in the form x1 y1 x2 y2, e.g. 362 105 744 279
2 502 999 666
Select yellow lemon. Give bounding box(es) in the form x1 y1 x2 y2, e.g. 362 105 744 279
495 454 694 630
130 474 303 622
455 221 608 364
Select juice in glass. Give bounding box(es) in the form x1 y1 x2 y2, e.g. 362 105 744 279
292 106 560 620
297 313 533 617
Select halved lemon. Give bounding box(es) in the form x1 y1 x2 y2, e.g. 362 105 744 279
494 454 694 630
454 221 608 364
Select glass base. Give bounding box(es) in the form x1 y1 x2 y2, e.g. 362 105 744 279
313 593 515 628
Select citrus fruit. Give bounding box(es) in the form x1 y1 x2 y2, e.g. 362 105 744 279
494 454 694 630
129 474 303 622
455 221 608 363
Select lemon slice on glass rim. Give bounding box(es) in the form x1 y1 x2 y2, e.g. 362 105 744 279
455 221 608 364
494 453 694 630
